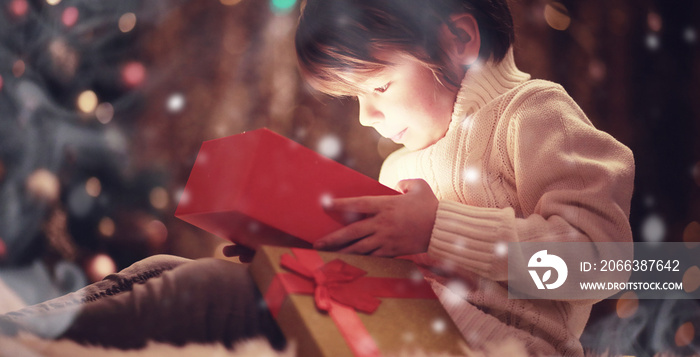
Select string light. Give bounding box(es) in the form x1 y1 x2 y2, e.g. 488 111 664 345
270 0 296 13
95 102 114 124
544 2 570 31
85 177 102 197
12 60 25 78
121 61 146 88
77 90 98 113
62 7 79 27
118 13 137 33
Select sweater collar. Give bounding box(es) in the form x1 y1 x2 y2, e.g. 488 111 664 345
450 48 530 128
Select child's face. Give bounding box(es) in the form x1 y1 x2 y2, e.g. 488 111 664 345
355 54 459 151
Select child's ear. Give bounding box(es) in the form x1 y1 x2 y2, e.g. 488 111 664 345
439 13 481 67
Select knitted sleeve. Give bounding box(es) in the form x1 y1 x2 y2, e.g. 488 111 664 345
428 86 635 281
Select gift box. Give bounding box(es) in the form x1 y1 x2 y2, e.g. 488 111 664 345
250 245 468 357
175 128 399 248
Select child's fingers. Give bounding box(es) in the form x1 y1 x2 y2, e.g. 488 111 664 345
222 244 256 262
336 237 381 255
314 221 375 250
327 196 384 214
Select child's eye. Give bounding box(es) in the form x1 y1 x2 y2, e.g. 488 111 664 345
374 82 390 93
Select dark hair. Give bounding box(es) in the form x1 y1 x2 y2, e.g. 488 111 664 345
295 0 514 96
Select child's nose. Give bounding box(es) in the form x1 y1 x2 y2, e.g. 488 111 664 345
358 96 383 127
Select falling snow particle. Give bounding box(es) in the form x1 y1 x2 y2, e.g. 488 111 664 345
685 27 697 43
317 135 342 159
494 242 508 257
463 167 479 183
167 93 185 113
431 319 446 334
641 214 665 243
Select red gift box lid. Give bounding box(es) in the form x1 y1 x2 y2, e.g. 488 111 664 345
175 128 399 248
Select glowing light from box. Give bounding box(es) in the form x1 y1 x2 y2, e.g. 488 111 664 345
121 61 146 88
98 217 116 238
317 134 342 159
146 220 168 247
118 13 136 33
647 12 662 32
270 0 296 13
62 7 79 27
685 27 697 43
683 266 700 293
77 90 98 113
641 214 665 242
85 177 102 197
615 291 638 319
26 169 60 202
96 102 114 124
220 0 243 5
149 187 169 210
46 0 61 5
646 34 660 51
431 318 446 334
166 93 185 113
544 2 570 31
675 322 695 347
86 253 117 282
10 0 28 17
13 60 25 78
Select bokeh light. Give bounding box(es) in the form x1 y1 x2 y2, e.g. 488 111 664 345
641 213 665 242
0 75 3 91
692 161 700 187
10 0 28 17
98 217 116 238
62 7 79 27
615 291 639 319
166 93 185 113
85 177 102 197
646 34 660 51
77 90 98 113
46 0 61 5
0 160 5 182
270 0 296 13
317 134 342 159
544 2 570 31
647 12 662 32
685 27 697 43
26 169 60 202
13 60 25 78
146 219 168 248
118 12 137 33
95 102 114 124
68 185 94 217
682 266 700 293
0 237 6 259
48 39 79 79
220 0 244 5
149 187 169 210
121 61 146 88
85 253 117 282
683 221 700 248
674 321 695 347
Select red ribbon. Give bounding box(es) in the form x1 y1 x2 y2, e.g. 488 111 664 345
263 248 437 357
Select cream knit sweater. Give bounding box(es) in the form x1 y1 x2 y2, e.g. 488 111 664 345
378 49 635 356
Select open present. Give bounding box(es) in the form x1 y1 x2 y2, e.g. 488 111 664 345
174 128 399 248
250 245 468 357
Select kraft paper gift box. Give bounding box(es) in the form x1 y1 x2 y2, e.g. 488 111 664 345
175 128 398 248
250 245 468 357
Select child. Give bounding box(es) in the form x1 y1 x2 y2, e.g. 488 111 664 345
2 0 634 355
296 0 634 355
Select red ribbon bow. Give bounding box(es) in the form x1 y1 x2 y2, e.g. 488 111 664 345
263 248 437 357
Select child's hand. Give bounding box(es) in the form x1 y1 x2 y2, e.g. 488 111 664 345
314 179 438 257
222 244 256 263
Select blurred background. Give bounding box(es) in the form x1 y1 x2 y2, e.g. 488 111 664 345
0 0 698 355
